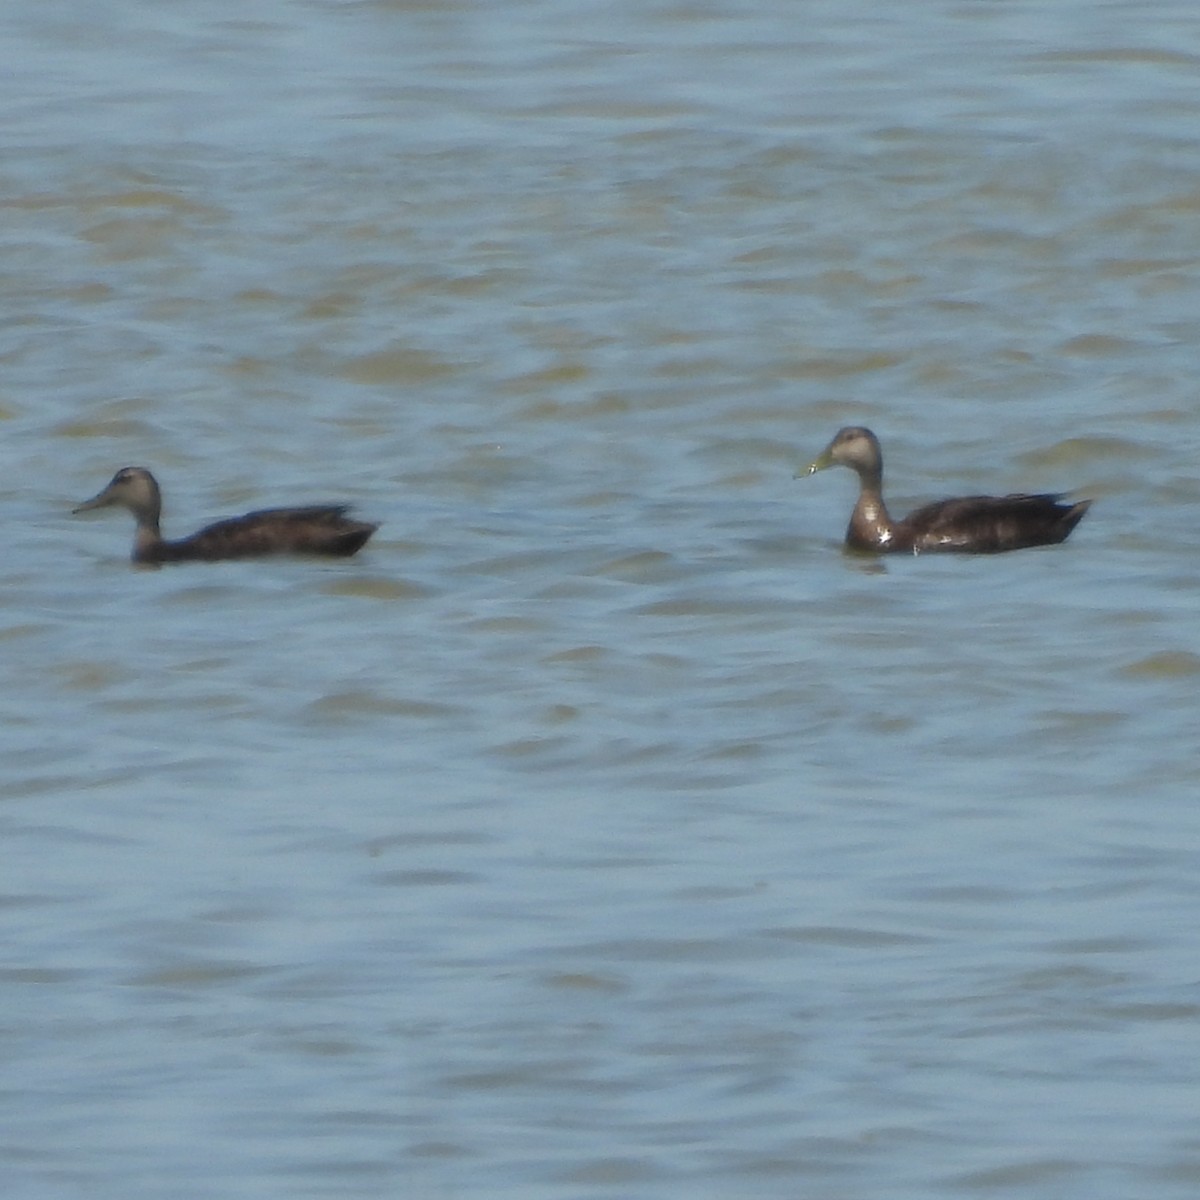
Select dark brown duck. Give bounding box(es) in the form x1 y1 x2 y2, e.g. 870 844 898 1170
805 427 1091 554
74 467 379 563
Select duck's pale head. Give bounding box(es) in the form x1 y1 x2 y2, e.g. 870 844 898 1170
74 467 163 527
806 426 883 479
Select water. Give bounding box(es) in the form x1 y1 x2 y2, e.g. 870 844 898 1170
4 2 1200 1197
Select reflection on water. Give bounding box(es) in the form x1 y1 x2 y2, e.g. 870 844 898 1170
5 1 1200 1197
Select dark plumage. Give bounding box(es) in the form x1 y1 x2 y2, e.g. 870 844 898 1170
805 427 1091 554
74 467 378 563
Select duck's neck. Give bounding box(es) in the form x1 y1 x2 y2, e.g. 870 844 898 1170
847 472 898 551
132 515 166 562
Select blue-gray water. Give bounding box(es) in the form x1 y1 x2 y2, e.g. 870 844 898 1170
4 2 1200 1197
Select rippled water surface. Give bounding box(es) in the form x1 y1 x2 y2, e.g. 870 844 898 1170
5 2 1200 1197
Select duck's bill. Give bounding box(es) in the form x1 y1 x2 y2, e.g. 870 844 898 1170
72 488 115 514
800 449 833 477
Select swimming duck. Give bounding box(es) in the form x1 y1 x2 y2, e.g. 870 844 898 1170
805 427 1091 554
74 467 379 563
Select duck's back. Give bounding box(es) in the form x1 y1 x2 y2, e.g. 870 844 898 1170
901 493 1091 554
147 506 378 562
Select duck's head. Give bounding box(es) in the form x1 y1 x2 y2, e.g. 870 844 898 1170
74 467 162 525
805 426 883 479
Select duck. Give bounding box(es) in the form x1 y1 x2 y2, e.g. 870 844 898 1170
805 427 1091 554
74 467 379 563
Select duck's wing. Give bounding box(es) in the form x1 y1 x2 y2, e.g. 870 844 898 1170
902 493 1090 554
170 506 378 560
